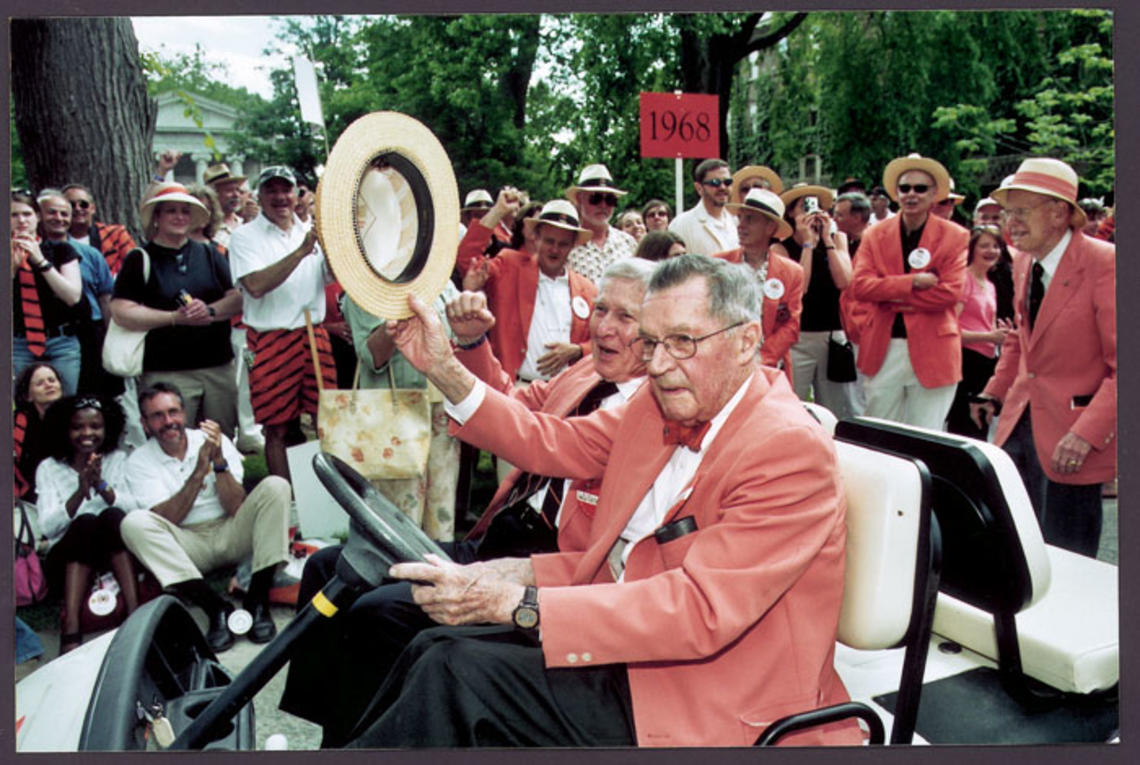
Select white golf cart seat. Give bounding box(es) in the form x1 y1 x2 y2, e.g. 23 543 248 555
802 401 838 434
836 418 1118 701
757 434 938 745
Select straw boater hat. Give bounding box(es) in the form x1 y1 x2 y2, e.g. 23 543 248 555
726 188 794 240
315 111 459 320
564 164 628 201
881 153 950 203
522 199 591 246
779 182 835 213
991 158 1086 228
731 165 784 203
202 162 247 187
461 189 494 212
941 177 966 205
140 182 211 232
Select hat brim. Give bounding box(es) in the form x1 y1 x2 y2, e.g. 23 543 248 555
206 175 247 187
778 185 835 212
731 166 784 202
565 184 628 202
140 193 211 233
523 217 591 247
991 184 1087 229
882 157 950 203
725 202 794 241
316 111 459 320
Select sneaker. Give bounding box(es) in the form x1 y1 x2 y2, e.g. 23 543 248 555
248 603 277 644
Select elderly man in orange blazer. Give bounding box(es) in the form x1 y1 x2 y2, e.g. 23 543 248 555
347 254 858 748
459 193 597 382
714 187 803 382
850 153 969 429
279 260 652 745
970 158 1116 557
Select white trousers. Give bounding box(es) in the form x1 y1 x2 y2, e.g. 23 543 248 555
790 329 861 421
863 339 957 430
231 327 263 446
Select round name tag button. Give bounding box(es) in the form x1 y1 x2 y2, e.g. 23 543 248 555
88 588 118 617
228 608 253 635
763 277 785 300
572 295 591 319
908 247 932 269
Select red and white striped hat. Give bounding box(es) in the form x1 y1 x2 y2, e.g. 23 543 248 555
990 158 1086 228
140 182 211 232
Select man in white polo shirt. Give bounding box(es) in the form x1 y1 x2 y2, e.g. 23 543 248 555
227 166 336 481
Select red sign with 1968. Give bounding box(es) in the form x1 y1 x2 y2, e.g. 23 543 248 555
639 92 720 159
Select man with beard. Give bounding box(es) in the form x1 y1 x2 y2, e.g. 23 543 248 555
566 163 638 283
120 382 291 651
203 162 248 248
669 158 739 256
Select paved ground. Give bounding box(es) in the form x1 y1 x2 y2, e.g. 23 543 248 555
15 497 1119 751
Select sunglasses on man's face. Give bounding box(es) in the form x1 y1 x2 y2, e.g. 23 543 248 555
702 178 732 189
588 193 618 207
70 199 92 210
897 184 930 194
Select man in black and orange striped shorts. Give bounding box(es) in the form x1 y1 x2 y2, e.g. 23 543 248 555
227 166 336 481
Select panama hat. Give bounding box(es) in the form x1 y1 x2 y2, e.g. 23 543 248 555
881 153 950 203
523 199 591 246
779 183 835 213
315 111 459 320
202 162 247 187
565 164 628 200
726 188 793 240
461 189 494 212
140 182 211 232
731 165 784 203
990 158 1086 228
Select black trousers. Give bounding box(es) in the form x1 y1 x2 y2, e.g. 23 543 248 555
1003 409 1103 557
945 348 998 439
345 624 636 748
45 507 127 594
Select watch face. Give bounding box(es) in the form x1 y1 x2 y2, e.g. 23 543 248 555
514 607 539 630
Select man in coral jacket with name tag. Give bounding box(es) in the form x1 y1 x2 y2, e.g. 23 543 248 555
850 153 969 429
345 254 858 749
971 158 1116 558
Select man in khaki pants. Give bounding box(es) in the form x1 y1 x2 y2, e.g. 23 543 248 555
120 382 290 652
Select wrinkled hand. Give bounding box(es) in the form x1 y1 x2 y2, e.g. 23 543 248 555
537 342 581 377
970 398 997 431
462 260 490 292
446 290 495 344
389 555 523 626
1051 431 1092 476
387 294 455 376
912 272 939 290
178 297 213 326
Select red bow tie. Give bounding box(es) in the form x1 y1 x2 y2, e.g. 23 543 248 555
663 420 711 452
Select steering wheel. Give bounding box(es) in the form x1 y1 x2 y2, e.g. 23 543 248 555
312 451 452 570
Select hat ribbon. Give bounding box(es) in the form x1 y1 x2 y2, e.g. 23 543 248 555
1009 171 1077 201
742 198 781 218
577 177 614 189
538 211 581 227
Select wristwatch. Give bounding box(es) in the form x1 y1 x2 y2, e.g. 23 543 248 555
212 459 229 473
511 585 540 630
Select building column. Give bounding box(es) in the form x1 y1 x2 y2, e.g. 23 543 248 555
192 153 211 185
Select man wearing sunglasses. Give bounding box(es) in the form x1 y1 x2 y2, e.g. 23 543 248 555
61 183 137 277
565 163 638 284
668 158 739 257
849 153 969 430
340 253 858 748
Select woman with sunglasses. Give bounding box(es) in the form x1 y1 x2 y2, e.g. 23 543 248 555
35 394 139 653
945 225 1014 437
641 199 672 232
109 183 243 437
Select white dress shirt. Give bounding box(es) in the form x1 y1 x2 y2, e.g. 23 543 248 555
517 271 573 382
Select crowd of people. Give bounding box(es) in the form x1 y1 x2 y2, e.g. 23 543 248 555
12 145 1116 748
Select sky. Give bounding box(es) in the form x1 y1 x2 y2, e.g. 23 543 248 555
131 16 296 99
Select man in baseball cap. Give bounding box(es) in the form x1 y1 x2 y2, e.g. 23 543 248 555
971 158 1116 557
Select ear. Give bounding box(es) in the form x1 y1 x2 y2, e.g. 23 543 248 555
692 181 703 197
737 320 764 363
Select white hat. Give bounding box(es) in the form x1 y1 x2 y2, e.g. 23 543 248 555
523 199 591 246
461 189 494 211
990 158 1086 228
140 182 211 232
973 197 1001 217
726 188 794 240
565 164 628 200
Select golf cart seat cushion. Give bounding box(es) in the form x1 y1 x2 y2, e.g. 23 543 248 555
933 544 1119 694
803 402 838 434
834 440 925 650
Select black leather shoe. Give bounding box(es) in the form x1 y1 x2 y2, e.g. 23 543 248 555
206 608 235 653
248 603 276 644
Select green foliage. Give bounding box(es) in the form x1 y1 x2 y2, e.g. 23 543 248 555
10 101 27 189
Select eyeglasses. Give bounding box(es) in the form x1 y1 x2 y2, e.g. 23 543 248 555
1000 200 1052 221
702 178 733 189
70 199 92 210
588 193 618 207
633 321 745 361
897 184 930 194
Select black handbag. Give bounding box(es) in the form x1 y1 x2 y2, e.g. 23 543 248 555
826 331 857 383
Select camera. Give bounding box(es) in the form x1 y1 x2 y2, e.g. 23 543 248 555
803 196 820 215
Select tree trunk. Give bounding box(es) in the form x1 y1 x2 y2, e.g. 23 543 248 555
12 18 156 241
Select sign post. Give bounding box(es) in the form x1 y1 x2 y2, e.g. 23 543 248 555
639 92 720 219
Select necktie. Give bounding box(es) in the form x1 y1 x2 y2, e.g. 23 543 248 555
503 380 620 523
1028 261 1045 331
663 420 711 452
16 248 46 357
13 410 29 498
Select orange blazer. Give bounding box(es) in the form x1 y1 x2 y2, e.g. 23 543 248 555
454 367 858 747
458 344 612 552
460 222 596 380
850 215 969 387
983 232 1116 484
714 248 803 383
